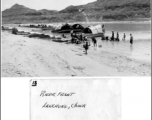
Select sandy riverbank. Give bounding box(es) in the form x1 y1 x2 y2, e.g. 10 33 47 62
1 31 151 77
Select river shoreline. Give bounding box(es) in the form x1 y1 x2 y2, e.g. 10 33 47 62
1 30 151 77
2 18 151 26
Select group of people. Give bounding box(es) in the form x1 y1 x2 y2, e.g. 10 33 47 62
70 30 84 44
83 36 98 54
70 30 98 54
101 24 134 44
70 30 92 54
111 31 122 41
69 24 134 55
102 24 134 44
110 31 133 44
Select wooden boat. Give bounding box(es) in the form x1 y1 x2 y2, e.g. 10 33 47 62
2 26 13 31
42 28 53 30
85 33 103 38
52 23 85 33
28 33 50 39
52 29 83 33
16 31 30 35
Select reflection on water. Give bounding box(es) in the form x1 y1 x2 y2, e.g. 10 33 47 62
97 38 151 63
130 44 133 53
110 41 115 48
94 47 97 51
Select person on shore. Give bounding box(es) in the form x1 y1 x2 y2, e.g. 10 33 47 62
74 33 78 39
122 33 126 41
130 34 133 44
116 32 119 41
80 33 84 42
83 37 89 54
74 33 80 44
70 30 73 36
70 30 75 43
85 41 89 54
91 37 97 47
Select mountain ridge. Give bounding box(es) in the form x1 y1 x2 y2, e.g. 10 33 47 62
2 0 151 24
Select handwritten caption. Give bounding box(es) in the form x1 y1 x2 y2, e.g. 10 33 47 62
40 91 86 109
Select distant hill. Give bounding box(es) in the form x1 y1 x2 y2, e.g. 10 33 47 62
2 4 42 16
38 9 58 15
2 4 60 24
2 0 151 24
61 0 151 21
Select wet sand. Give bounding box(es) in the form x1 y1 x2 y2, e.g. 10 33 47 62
1 31 151 77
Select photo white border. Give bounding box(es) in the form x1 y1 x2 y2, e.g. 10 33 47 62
1 77 151 120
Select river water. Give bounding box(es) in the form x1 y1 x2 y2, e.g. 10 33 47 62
92 22 151 64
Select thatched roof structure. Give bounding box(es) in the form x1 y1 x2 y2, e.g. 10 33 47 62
61 24 72 30
83 24 102 34
72 24 84 30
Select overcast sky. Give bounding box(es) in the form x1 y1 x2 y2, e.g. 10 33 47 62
2 0 96 11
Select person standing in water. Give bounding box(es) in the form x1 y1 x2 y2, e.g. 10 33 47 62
130 34 133 44
116 32 119 41
111 31 114 41
102 25 105 39
122 33 126 41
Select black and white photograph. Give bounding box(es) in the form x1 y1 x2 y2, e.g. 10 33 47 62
1 1 151 120
1 0 151 77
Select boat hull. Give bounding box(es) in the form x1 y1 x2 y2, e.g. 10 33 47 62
52 29 83 33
